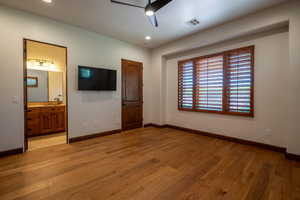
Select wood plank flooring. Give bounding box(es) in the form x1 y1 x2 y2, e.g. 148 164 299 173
0 127 299 200
28 132 66 151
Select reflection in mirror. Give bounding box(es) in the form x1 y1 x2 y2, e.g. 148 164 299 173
48 71 63 102
27 76 38 88
27 70 49 102
27 69 64 103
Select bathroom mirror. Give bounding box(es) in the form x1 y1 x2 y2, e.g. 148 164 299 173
27 69 64 103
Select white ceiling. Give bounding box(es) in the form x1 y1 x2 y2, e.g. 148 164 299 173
0 0 288 48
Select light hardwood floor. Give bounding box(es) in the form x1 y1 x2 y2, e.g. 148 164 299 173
0 127 299 200
28 132 66 151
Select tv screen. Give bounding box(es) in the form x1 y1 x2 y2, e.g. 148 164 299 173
78 66 117 91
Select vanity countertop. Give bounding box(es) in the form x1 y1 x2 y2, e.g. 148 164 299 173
28 104 66 108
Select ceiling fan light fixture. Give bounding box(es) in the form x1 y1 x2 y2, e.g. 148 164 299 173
42 0 52 3
111 0 175 27
145 10 154 16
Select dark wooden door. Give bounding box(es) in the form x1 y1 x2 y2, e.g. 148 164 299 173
122 59 143 130
23 39 28 150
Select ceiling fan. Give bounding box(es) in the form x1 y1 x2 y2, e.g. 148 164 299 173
111 0 174 27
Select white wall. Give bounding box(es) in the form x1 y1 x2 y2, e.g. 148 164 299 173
0 6 151 152
166 31 289 147
151 2 290 126
151 0 300 155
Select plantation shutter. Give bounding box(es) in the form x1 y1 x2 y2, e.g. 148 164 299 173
178 46 254 117
194 55 224 111
225 47 254 115
178 61 194 109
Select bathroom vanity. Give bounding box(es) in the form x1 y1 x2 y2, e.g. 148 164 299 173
27 103 66 137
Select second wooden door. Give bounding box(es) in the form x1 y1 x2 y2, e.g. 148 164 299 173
122 59 143 130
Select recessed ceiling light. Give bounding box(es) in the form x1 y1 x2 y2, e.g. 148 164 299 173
145 36 151 40
42 0 52 3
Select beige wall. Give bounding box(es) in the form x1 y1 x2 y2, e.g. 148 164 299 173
287 3 300 155
166 31 289 147
0 5 151 152
151 0 300 155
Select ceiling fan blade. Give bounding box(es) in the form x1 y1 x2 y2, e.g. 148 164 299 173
110 0 145 9
149 0 173 12
147 14 158 27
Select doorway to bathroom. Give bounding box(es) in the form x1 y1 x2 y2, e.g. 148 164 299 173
23 39 68 151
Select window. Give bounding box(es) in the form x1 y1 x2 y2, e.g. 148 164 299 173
178 46 254 117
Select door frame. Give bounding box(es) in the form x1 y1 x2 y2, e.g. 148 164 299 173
121 59 143 130
23 39 69 151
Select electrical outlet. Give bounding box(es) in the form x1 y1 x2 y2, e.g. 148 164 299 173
265 128 272 135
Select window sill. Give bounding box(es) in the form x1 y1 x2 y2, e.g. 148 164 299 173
178 107 254 118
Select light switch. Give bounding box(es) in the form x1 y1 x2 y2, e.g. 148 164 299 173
12 96 19 104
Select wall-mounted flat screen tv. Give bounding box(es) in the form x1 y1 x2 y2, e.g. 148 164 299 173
78 66 117 91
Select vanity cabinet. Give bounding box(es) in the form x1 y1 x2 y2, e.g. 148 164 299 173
40 110 53 134
27 108 41 136
27 105 66 137
52 107 66 132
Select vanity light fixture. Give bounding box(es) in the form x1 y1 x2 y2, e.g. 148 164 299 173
27 58 59 72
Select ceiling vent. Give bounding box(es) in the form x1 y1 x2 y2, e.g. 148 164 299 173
187 18 200 26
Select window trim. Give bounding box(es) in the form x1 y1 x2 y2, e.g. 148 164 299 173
178 46 254 117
